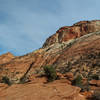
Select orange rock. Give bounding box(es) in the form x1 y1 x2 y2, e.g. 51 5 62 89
97 80 100 87
89 80 97 85
43 20 100 47
57 72 65 79
81 91 93 99
0 52 15 64
0 79 85 100
0 20 100 86
64 72 74 78
1 20 100 100
89 80 100 87
64 72 74 81
0 83 8 92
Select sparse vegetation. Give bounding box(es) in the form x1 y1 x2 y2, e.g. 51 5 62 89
72 75 83 87
72 75 91 92
81 82 90 92
43 65 57 82
19 76 29 84
1 76 12 86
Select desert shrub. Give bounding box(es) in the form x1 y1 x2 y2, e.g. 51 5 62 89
72 75 83 87
72 75 91 92
1 76 12 86
43 65 57 82
81 83 90 92
19 76 29 84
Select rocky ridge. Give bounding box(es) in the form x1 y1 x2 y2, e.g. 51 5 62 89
43 20 100 47
0 20 100 82
0 20 100 100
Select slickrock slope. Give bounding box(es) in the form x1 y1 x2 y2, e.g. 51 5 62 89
43 20 100 47
0 20 100 82
0 20 100 100
0 79 85 100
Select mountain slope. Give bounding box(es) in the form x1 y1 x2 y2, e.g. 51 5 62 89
0 20 100 83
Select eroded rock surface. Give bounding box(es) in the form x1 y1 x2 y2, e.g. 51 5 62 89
0 79 85 100
43 20 100 47
0 20 100 100
0 20 100 86
0 52 14 64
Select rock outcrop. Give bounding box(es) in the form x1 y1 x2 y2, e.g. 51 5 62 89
0 20 100 83
89 80 100 87
0 52 14 64
1 20 100 100
0 79 85 100
43 20 100 47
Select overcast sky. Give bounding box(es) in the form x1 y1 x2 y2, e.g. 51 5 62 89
0 0 100 56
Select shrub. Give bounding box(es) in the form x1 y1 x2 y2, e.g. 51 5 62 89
72 75 91 92
81 83 90 92
43 65 57 82
1 76 12 86
19 76 29 84
72 75 83 87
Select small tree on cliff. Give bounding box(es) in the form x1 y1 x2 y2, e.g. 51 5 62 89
43 65 57 82
1 76 12 86
72 75 83 87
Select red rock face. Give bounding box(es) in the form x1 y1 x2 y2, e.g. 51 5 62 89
0 52 15 64
0 20 100 84
0 20 100 100
43 20 100 47
0 79 85 100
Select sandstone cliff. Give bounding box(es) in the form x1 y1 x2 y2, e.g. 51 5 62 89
0 20 100 82
43 20 100 47
0 20 100 100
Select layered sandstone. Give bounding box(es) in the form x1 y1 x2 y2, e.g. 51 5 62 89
43 20 100 47
0 52 14 64
0 20 100 100
0 20 100 83
0 79 85 100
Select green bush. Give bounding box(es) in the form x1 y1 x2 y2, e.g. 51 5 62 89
72 75 83 87
1 76 12 86
72 75 91 92
43 65 57 82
